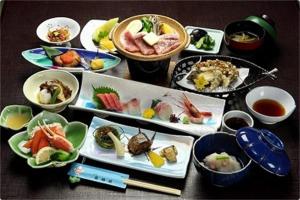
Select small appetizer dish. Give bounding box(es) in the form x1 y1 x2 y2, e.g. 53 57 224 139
193 132 252 187
0 105 33 131
224 20 265 53
36 17 80 45
185 26 224 54
23 70 79 113
245 86 296 124
22 46 121 73
79 116 194 178
81 18 119 52
221 110 254 134
8 111 87 168
112 14 188 61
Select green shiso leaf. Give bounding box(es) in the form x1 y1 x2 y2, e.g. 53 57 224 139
151 99 161 109
41 45 63 58
92 85 119 109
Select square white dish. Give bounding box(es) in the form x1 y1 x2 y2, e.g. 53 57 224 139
79 116 194 178
69 72 226 136
184 26 224 54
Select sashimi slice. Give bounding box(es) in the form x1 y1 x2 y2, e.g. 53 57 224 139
97 94 112 110
110 93 123 111
127 98 141 116
104 93 118 111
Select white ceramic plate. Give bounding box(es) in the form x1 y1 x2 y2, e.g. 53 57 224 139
80 116 194 178
184 26 224 54
80 19 116 53
69 72 226 136
36 17 80 45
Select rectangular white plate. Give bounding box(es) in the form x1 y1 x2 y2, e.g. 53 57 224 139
184 26 224 54
69 72 226 136
79 117 194 178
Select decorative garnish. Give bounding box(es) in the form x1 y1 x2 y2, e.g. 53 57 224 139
41 45 63 58
216 155 230 160
169 114 179 123
92 86 119 109
142 108 155 119
182 116 190 124
150 99 161 108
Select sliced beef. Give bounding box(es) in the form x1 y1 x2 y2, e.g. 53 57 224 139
120 31 140 52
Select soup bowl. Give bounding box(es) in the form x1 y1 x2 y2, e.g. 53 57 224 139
245 86 296 124
193 132 252 187
224 20 265 52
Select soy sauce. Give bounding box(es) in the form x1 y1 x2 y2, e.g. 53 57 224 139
225 117 249 130
253 99 285 117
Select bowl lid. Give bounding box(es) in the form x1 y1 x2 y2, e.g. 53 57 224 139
236 127 291 176
245 15 277 41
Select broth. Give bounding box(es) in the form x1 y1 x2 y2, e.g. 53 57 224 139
6 113 30 130
253 99 285 117
229 31 259 43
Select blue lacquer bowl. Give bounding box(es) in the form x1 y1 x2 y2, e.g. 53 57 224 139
193 132 252 187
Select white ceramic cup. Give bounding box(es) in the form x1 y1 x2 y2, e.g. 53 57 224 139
221 110 254 134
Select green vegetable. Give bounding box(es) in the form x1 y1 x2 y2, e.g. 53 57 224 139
50 87 61 104
151 99 161 108
107 131 124 157
50 150 70 161
69 176 81 184
194 34 215 50
94 126 121 149
92 86 119 109
216 155 230 160
182 116 190 124
141 17 153 33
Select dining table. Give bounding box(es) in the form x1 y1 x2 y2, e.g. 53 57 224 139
1 1 299 199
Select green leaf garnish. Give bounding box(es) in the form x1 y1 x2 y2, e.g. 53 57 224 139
92 86 119 109
41 45 63 58
151 99 161 109
216 155 230 160
50 87 61 104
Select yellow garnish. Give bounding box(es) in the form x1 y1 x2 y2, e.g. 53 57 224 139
91 58 104 70
142 108 155 119
100 36 115 51
148 151 165 168
194 74 209 90
160 23 175 34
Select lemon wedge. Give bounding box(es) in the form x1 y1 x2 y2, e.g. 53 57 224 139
92 18 119 44
35 146 57 165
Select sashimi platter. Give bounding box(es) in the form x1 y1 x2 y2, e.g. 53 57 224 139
3 12 295 197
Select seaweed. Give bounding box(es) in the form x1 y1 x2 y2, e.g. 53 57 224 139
92 85 119 109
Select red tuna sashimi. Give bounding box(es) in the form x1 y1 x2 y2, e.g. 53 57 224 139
97 94 112 110
104 93 118 111
110 93 123 111
120 31 140 52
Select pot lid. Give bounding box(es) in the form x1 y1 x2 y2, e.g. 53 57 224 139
245 15 277 41
236 127 291 176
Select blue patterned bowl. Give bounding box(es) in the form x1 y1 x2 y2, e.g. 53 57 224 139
193 132 252 187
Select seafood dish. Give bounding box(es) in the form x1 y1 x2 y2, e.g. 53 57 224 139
19 121 74 165
187 59 239 91
160 145 178 162
202 152 241 172
120 15 180 55
38 79 72 104
53 50 81 68
47 26 70 42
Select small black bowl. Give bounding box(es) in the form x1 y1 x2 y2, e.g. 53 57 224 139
224 20 266 53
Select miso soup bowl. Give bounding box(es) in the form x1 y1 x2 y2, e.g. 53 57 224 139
193 132 252 187
245 86 296 124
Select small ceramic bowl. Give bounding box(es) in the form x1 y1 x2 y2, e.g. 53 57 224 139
8 111 87 168
221 110 254 134
224 20 265 52
0 105 33 131
23 70 79 113
36 17 80 45
246 86 296 124
193 132 252 187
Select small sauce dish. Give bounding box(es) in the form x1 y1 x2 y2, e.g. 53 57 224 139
0 105 33 131
221 110 254 134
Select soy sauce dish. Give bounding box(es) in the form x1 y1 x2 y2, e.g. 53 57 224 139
246 86 296 124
